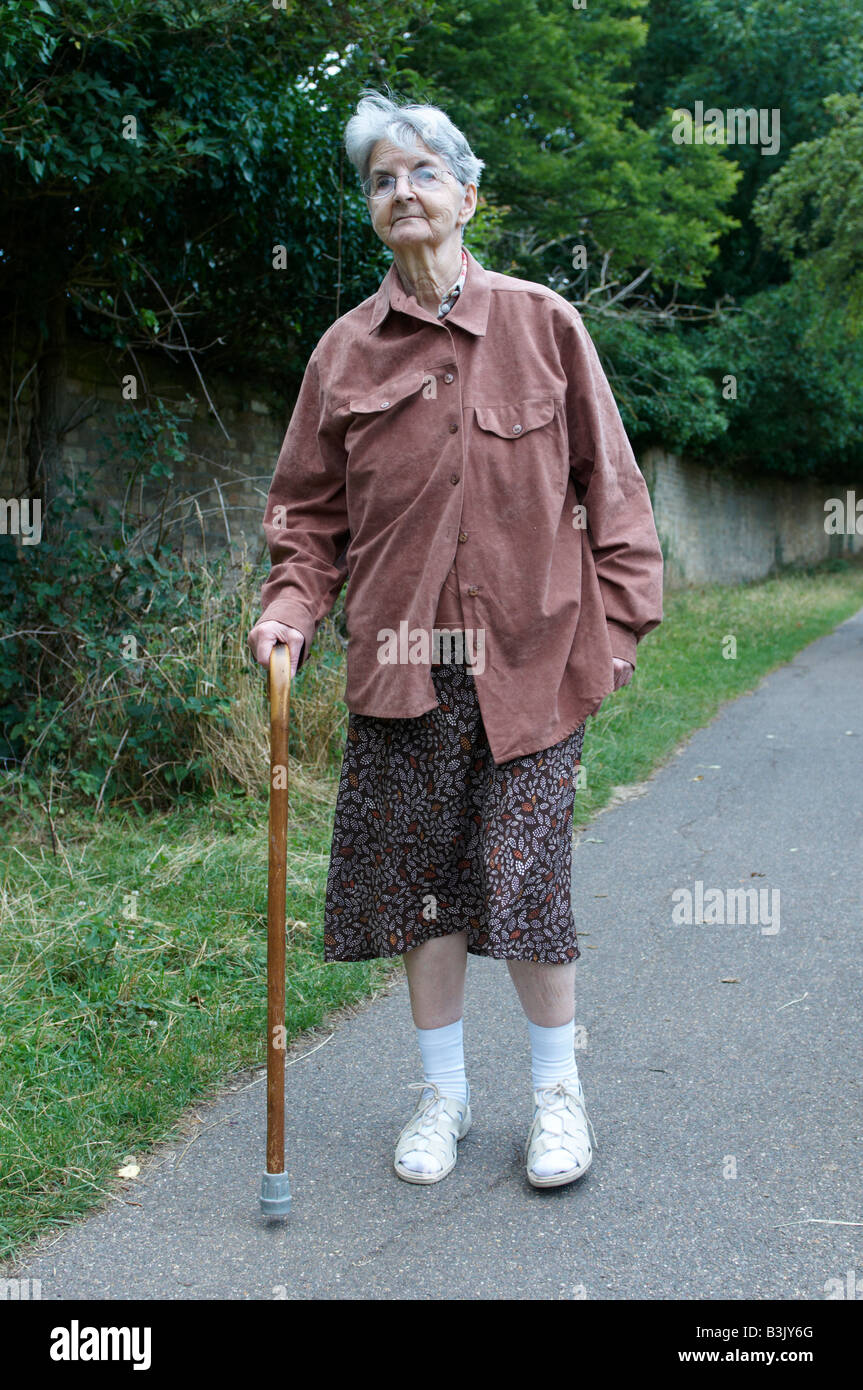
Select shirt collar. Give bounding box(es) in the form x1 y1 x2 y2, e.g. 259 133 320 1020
367 244 491 337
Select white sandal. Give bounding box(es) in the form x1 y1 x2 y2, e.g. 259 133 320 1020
394 1081 472 1185
525 1078 597 1188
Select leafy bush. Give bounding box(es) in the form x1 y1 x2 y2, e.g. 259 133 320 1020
0 453 349 812
698 274 863 483
588 313 731 455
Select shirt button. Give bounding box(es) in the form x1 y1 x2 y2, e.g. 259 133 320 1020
458 531 468 543
444 373 455 384
448 422 458 433
450 473 460 485
512 423 522 434
380 400 390 408
467 585 479 596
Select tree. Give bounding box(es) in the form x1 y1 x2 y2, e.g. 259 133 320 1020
392 0 740 309
0 0 429 501
699 271 863 482
623 0 863 474
629 0 863 302
752 92 863 336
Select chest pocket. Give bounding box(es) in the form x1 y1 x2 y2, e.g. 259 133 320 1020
348 370 429 416
473 397 567 505
474 398 556 438
344 370 438 514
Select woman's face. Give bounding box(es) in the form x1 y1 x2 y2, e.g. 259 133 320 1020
365 137 476 256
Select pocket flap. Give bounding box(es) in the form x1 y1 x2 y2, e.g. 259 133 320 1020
349 370 428 414
474 398 556 438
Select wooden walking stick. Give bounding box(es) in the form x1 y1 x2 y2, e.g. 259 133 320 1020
260 641 292 1218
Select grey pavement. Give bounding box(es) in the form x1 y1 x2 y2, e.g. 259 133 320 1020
7 607 863 1300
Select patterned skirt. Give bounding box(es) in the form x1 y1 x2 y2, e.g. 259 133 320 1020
322 658 586 964
322 661 586 967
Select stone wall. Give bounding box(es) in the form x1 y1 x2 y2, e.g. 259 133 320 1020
0 330 288 560
639 448 859 586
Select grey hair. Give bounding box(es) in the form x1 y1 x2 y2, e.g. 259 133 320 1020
344 87 485 239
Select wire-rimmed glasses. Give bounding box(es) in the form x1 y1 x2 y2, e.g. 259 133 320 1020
362 165 455 199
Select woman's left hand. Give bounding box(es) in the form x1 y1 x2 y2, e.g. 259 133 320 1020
612 657 634 691
592 658 634 716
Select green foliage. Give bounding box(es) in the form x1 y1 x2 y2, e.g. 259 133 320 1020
0 0 431 379
753 93 863 335
0 461 234 804
393 0 740 293
630 0 863 302
589 315 729 453
0 388 353 809
624 0 863 471
699 274 863 480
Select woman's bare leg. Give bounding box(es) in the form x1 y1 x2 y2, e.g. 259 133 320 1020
402 929 469 1028
506 958 576 1026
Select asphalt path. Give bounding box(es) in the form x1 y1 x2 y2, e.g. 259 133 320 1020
8 606 862 1300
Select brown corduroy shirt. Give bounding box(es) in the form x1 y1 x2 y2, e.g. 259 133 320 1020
259 246 664 764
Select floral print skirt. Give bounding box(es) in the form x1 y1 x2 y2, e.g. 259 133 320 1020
322 658 586 964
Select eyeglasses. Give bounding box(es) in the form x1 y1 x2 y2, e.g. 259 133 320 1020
362 165 455 199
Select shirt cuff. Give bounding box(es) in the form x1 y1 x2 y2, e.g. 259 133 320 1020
605 618 637 668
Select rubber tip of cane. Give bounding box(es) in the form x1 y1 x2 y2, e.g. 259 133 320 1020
260 1170 292 1218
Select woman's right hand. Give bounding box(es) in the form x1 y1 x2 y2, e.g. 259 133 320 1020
247 620 305 677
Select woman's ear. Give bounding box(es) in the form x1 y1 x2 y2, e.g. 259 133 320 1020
460 184 478 229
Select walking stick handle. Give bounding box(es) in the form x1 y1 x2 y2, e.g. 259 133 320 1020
260 642 292 1217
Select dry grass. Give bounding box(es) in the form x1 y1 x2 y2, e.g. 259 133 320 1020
179 546 349 807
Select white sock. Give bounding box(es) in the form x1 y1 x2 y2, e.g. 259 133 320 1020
400 1018 468 1176
528 1018 584 1177
416 1017 469 1104
528 1017 581 1092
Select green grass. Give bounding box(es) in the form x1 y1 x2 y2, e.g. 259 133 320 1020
1 556 862 1263
0 785 400 1263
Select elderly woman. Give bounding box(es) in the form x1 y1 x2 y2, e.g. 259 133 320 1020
248 89 663 1189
